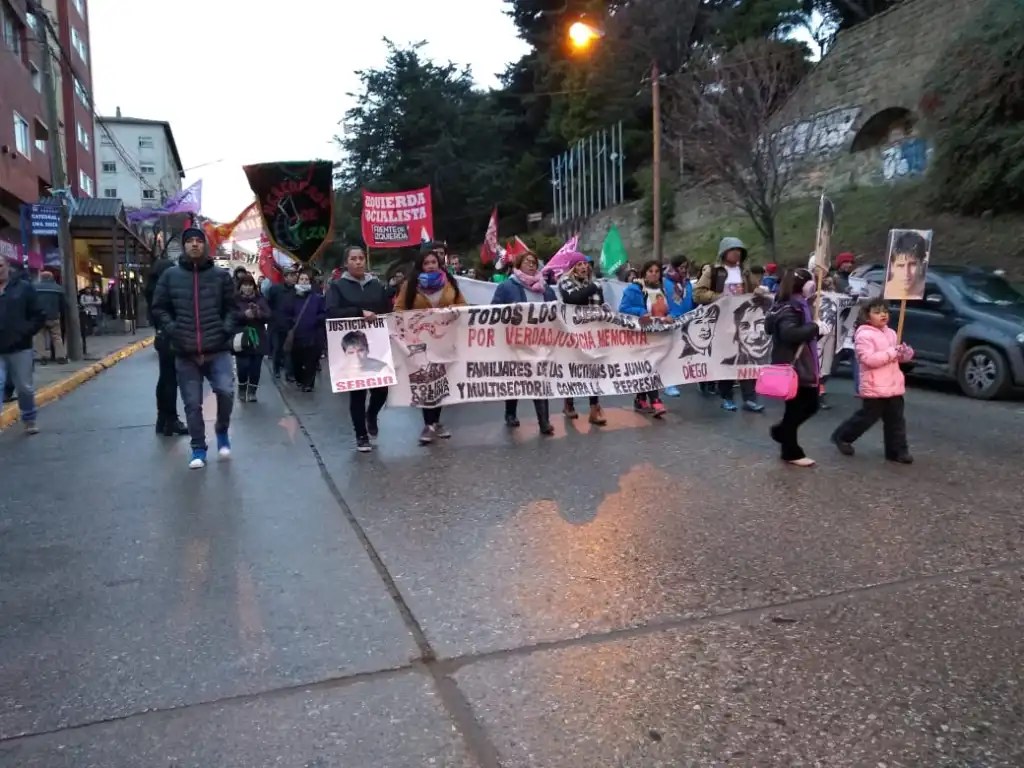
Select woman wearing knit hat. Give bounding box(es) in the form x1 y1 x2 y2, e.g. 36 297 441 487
832 252 856 293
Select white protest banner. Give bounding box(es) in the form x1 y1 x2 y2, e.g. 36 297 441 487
325 317 397 393
456 276 629 309
371 294 854 407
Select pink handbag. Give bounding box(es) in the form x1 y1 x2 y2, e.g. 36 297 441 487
754 344 806 400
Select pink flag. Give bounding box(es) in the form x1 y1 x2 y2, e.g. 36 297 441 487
541 234 580 276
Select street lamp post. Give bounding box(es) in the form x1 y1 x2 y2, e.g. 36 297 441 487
568 21 663 262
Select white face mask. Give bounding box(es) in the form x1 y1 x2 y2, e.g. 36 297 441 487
296 283 311 295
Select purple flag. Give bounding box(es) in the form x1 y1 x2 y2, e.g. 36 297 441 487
127 180 202 222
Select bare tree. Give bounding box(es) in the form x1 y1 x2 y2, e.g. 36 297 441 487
666 40 807 258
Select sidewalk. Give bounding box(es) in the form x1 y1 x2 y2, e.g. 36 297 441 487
0 328 154 430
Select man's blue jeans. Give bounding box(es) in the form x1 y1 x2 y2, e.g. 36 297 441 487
175 352 234 451
0 349 37 423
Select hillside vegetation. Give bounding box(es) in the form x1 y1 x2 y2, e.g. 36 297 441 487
659 183 1024 278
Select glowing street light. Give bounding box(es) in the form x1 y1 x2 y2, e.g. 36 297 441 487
568 20 602 50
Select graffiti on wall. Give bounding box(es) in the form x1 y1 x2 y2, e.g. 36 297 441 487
882 138 928 180
777 107 862 158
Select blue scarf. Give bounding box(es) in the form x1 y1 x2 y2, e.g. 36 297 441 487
418 270 447 293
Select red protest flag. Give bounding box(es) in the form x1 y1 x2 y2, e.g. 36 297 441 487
479 207 500 265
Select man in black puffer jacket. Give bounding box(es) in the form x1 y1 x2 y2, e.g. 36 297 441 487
151 224 237 469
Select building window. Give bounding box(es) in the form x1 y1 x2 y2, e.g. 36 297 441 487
26 11 36 32
72 0 84 16
79 170 94 196
138 136 154 149
76 121 90 150
142 189 157 201
33 119 48 154
71 26 88 60
30 62 41 93
101 160 116 173
140 162 155 174
100 134 113 146
13 113 30 158
103 188 117 199
74 77 88 106
2 4 22 58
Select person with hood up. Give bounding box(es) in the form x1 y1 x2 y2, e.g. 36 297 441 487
394 241 468 444
493 250 557 435
0 253 46 434
764 268 827 467
557 251 608 425
694 236 769 412
144 248 188 437
327 245 393 453
151 223 238 469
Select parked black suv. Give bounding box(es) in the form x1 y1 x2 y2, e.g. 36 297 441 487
847 265 1024 399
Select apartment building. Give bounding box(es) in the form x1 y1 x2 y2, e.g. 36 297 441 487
0 0 96 250
95 111 184 210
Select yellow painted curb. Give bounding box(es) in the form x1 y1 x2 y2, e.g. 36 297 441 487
0 336 155 430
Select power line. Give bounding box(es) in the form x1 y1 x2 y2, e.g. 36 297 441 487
30 7 161 196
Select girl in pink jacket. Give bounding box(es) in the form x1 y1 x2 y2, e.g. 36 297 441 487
831 298 915 463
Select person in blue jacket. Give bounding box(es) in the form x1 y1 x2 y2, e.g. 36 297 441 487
662 255 694 396
618 260 671 418
492 251 557 435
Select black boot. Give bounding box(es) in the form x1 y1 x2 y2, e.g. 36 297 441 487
155 415 166 435
535 400 554 436
163 417 188 437
247 384 258 403
504 400 520 428
237 383 248 402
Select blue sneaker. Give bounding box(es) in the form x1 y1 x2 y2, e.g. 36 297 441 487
664 385 681 397
188 449 207 469
216 432 231 459
721 399 738 412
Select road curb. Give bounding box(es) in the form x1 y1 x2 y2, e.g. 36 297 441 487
0 336 155 431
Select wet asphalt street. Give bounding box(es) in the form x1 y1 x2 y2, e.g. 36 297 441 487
1 349 1022 767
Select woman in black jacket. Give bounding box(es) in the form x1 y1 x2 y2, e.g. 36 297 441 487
556 254 607 425
326 245 392 453
765 268 826 467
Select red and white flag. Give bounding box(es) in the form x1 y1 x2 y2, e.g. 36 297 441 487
480 207 501 265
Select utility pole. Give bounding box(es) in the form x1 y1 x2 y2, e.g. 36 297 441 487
31 1 83 361
651 60 663 263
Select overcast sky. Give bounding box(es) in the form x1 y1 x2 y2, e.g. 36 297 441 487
88 0 528 223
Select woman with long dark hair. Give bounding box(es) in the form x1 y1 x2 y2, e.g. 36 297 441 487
326 245 393 453
233 272 271 402
764 268 826 467
394 241 467 444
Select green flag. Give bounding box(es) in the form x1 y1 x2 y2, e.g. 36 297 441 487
599 226 628 277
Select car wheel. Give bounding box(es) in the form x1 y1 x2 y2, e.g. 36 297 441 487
957 345 1010 400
